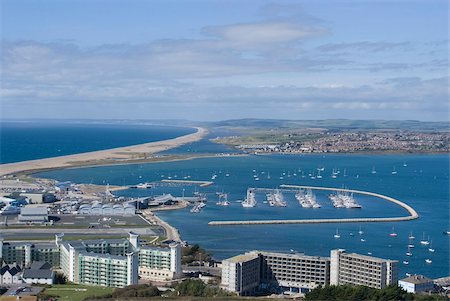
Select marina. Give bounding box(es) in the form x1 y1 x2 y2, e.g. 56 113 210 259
33 153 449 279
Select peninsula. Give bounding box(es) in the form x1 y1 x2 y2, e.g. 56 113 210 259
0 127 208 177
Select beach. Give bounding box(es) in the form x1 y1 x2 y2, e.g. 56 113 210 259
0 126 208 177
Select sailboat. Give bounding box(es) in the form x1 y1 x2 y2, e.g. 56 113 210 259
358 226 364 235
389 227 398 237
391 166 397 175
334 229 341 239
428 241 435 252
425 259 432 264
406 245 412 256
408 231 415 240
371 166 377 174
403 260 409 265
420 233 430 245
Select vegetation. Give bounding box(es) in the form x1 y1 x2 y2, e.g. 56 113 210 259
39 284 114 301
305 285 448 301
87 284 160 299
181 244 211 265
170 279 232 298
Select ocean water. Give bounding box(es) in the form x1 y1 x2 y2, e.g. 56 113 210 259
0 122 196 163
36 153 450 279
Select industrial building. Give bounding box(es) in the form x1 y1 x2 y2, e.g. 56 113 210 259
330 249 398 289
18 206 48 223
222 249 398 295
77 202 135 216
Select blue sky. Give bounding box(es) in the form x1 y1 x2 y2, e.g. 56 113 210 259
1 0 448 121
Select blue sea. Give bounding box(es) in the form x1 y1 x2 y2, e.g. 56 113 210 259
36 153 450 279
0 122 196 163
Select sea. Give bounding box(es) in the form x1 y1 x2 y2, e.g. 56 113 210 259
0 121 196 163
2 122 448 279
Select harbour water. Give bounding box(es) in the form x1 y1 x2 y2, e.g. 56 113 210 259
36 153 450 278
0 122 196 163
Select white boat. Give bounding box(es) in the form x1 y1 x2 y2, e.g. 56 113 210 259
420 233 430 245
403 260 409 265
391 166 397 175
334 229 341 239
408 231 415 240
360 238 366 242
428 241 435 252
371 166 377 174
425 259 432 264
358 226 364 235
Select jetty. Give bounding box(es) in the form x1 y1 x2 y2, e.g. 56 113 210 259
208 185 419 226
161 179 213 187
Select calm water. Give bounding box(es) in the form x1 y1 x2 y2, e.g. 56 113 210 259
0 122 196 163
36 153 450 279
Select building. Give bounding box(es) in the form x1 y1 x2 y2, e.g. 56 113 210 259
1 232 181 288
59 235 138 288
0 264 22 284
22 261 54 285
139 243 182 281
330 249 398 289
221 249 398 296
221 253 261 296
0 238 60 268
77 202 135 216
19 192 44 204
398 275 434 293
221 251 330 295
18 206 48 223
259 251 330 293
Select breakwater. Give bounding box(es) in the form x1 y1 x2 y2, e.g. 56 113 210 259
208 185 419 226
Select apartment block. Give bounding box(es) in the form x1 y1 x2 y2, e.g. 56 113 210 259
330 249 398 289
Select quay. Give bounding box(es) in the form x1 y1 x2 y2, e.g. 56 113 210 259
208 185 419 226
161 179 213 187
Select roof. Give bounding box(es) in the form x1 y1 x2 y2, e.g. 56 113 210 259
23 269 54 279
29 261 52 270
400 275 433 285
19 206 48 216
224 253 259 264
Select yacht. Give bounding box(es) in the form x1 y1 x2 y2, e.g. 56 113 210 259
360 238 366 242
358 226 364 235
389 227 398 237
334 229 341 239
420 233 430 246
371 166 377 174
428 241 435 252
391 166 397 175
403 260 409 265
425 259 432 264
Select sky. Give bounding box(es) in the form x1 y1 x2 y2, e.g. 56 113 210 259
1 0 449 121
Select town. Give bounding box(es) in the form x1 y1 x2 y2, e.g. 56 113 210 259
219 131 450 154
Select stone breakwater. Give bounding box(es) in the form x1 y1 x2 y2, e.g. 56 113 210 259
208 185 418 226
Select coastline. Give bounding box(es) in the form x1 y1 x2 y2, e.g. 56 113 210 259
0 126 208 177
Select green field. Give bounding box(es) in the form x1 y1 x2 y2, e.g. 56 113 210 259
43 284 114 301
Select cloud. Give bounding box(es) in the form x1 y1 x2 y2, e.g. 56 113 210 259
204 21 326 49
317 41 411 53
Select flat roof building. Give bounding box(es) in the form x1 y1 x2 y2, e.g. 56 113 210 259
330 249 398 289
18 206 48 223
221 253 261 296
399 275 434 293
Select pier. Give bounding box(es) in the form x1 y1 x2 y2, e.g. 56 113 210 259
208 185 419 226
160 179 213 187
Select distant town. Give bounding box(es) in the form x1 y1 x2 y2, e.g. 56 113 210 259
215 130 450 154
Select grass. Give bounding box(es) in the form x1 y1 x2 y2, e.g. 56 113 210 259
43 284 114 301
